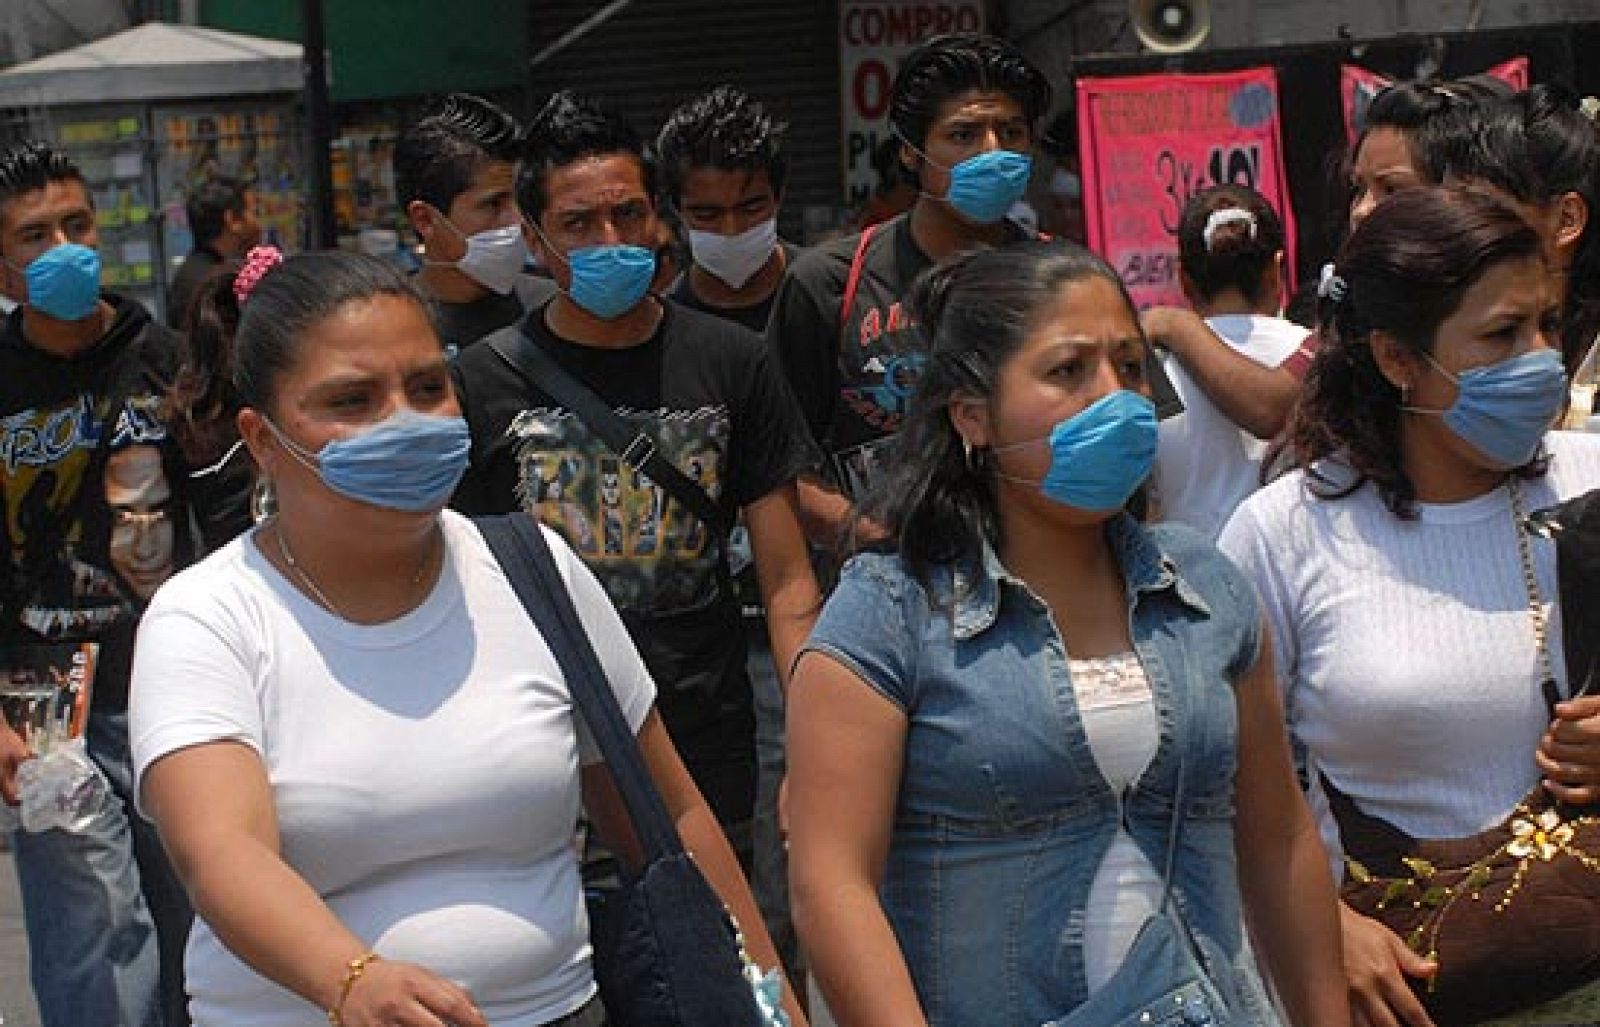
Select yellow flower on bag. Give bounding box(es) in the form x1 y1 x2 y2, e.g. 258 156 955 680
1508 810 1574 862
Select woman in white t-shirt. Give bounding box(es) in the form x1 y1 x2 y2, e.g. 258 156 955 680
1219 186 1600 1026
128 252 797 1027
1152 184 1313 539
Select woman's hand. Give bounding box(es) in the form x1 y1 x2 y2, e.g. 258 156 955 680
1538 696 1600 803
1340 902 1437 1027
335 958 486 1027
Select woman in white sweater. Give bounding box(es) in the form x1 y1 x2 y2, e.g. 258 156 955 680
1219 186 1600 1026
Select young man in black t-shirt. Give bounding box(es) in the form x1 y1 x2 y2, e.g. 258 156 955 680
655 84 814 986
450 93 820 846
0 141 195 1027
395 92 555 357
766 34 1057 543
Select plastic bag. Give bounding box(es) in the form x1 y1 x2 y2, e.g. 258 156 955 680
16 738 106 834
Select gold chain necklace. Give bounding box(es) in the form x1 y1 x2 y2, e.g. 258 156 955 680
1508 477 1560 710
274 519 437 621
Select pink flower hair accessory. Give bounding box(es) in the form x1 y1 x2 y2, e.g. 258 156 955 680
233 245 285 306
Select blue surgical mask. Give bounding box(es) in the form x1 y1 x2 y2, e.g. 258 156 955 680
901 135 1033 225
13 243 101 321
1404 348 1567 468
267 408 470 513
566 244 656 319
993 390 1158 511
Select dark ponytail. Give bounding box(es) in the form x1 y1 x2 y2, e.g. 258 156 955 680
166 261 244 467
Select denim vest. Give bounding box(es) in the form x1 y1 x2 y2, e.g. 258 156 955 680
805 517 1279 1026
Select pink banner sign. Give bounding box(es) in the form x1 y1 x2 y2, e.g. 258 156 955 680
1340 56 1530 145
1077 67 1296 310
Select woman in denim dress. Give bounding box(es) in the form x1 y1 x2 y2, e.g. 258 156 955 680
786 241 1347 1026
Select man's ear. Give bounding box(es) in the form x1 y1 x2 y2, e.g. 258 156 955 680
1369 330 1420 394
948 392 992 451
406 200 438 247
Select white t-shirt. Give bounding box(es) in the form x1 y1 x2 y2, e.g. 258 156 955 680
130 511 655 1026
1156 314 1310 540
1070 652 1163 994
1218 432 1600 856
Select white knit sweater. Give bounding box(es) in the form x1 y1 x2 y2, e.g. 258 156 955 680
1219 432 1600 848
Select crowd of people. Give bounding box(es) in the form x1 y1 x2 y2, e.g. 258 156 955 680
1 26 1598 1027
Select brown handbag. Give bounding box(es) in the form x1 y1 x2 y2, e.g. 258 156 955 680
1329 480 1600 1025
1331 778 1600 1024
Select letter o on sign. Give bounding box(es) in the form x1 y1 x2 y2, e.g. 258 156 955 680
854 58 892 119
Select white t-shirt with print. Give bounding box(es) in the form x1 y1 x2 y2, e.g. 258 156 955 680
1156 314 1310 540
131 511 654 1026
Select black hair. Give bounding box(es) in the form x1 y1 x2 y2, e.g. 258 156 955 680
167 260 244 466
233 252 430 415
655 85 788 205
1360 78 1509 185
186 176 249 247
1292 186 1544 518
518 90 655 224
857 240 1140 584
1442 84 1600 371
1178 184 1286 308
888 33 1052 153
392 93 521 214
0 142 85 230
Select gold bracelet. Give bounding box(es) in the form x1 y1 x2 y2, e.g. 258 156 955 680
327 951 380 1025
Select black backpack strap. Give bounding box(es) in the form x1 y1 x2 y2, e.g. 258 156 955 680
475 512 681 860
488 326 734 541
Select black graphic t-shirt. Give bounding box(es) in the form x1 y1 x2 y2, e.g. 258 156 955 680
451 299 818 745
668 242 800 335
767 213 1183 498
765 214 934 497
0 295 190 710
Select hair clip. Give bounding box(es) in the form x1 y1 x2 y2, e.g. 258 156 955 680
1201 208 1257 252
1581 96 1600 123
233 245 285 306
1318 264 1349 304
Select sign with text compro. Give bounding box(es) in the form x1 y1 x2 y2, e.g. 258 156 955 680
1078 68 1296 310
839 1 984 208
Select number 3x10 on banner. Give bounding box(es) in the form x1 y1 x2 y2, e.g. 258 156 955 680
1077 67 1297 311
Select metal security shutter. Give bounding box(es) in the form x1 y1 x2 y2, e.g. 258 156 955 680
528 1 843 240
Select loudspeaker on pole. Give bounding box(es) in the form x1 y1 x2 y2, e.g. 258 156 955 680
1130 0 1212 53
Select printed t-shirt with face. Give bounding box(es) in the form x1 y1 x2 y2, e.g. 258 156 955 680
0 294 192 709
766 213 1182 500
450 299 818 773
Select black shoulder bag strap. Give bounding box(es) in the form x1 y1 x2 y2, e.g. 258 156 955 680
476 512 682 858
487 326 734 541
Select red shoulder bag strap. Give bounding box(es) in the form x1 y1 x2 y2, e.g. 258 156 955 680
838 223 880 331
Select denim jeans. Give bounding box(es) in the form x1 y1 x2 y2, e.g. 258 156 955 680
11 708 192 1026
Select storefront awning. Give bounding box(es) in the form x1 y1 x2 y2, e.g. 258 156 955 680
0 22 302 107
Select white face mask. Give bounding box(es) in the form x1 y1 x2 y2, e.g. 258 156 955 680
687 218 778 290
426 218 528 295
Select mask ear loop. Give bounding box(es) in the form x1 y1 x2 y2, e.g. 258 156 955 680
522 215 572 269
893 129 960 206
